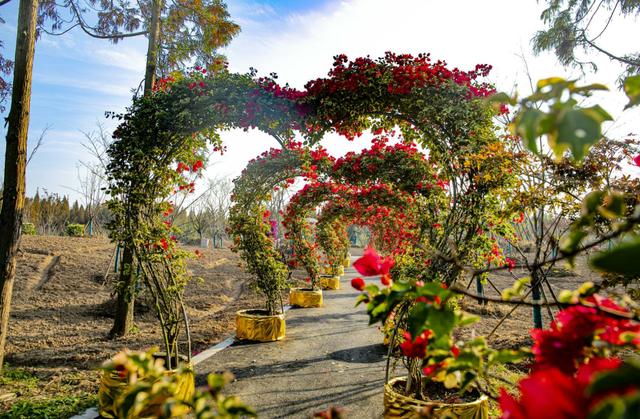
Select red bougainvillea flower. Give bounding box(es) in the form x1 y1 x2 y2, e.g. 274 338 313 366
192 160 204 171
499 358 623 419
380 274 392 286
499 368 586 419
531 298 639 373
114 364 128 379
399 330 431 358
353 247 395 277
505 258 516 272
422 361 445 377
513 212 525 224
634 154 640 167
159 238 169 250
351 277 366 291
451 345 460 358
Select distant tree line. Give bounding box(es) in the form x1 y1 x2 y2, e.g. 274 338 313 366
17 190 110 236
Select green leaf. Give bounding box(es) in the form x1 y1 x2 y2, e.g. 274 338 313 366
425 307 456 339
570 83 609 95
590 237 640 277
407 303 430 338
582 191 606 216
552 107 611 161
559 229 588 255
513 108 546 153
488 349 528 364
598 191 627 219
623 74 640 109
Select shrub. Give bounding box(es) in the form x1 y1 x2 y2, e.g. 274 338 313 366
66 224 85 237
21 223 36 235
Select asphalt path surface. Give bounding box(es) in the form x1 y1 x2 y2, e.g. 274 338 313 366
195 264 389 418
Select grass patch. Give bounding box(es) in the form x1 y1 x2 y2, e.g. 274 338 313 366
0 394 96 419
485 363 526 417
0 366 39 389
1 365 99 418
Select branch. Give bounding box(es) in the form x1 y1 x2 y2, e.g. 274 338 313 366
431 211 640 277
0 0 13 6
451 286 639 321
67 1 148 40
582 33 640 67
27 124 50 166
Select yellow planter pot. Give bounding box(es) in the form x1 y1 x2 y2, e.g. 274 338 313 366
383 377 488 419
236 309 286 342
321 266 344 276
320 275 340 290
343 256 351 268
98 355 195 419
289 288 323 308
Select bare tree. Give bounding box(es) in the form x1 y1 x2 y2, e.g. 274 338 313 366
0 0 38 370
205 177 233 248
77 123 111 235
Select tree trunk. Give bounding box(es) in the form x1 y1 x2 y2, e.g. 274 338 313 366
143 0 163 94
0 0 39 370
110 0 163 337
109 245 136 337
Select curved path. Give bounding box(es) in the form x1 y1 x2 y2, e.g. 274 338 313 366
195 263 388 418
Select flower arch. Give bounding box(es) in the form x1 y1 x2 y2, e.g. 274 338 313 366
105 53 510 354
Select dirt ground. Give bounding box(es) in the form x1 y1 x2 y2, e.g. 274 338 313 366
2 235 264 412
456 251 629 350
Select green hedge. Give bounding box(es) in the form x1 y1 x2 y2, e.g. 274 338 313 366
65 224 85 237
22 223 36 235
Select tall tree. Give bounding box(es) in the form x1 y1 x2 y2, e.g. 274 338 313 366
533 0 640 81
0 0 39 370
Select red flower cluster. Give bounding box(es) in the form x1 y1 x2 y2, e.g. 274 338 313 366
399 330 432 358
634 154 640 167
499 358 622 419
353 247 395 286
351 277 366 291
531 299 639 374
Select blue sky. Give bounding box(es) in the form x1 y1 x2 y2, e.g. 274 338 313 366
0 0 639 200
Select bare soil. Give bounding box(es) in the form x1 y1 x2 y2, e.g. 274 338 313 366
2 235 263 412
456 253 612 350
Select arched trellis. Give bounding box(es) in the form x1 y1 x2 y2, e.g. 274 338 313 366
106 53 512 362
228 143 334 314
283 181 421 282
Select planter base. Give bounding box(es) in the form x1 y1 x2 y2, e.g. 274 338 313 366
343 255 351 268
320 275 340 290
290 288 323 307
98 355 194 418
236 309 285 342
383 377 488 419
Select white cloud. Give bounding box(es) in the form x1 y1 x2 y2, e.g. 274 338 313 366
91 48 146 73
34 72 134 97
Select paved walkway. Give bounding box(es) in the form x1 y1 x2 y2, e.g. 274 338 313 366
195 264 388 418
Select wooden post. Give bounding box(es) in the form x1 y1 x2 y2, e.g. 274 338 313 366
0 0 40 369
